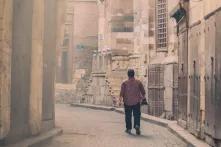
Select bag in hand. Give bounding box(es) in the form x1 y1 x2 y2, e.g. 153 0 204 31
141 98 148 105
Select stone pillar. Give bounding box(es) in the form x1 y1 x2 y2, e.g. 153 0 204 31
67 9 74 84
42 0 57 131
164 64 174 116
0 0 13 139
98 1 105 52
92 53 97 72
199 11 206 139
56 0 65 83
107 53 112 73
8 0 33 143
96 54 100 72
29 0 44 135
102 54 105 72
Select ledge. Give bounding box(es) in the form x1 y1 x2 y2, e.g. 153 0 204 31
71 103 115 111
6 128 62 147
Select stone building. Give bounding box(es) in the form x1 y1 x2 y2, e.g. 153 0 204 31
72 0 99 102
83 0 179 120
84 0 134 106
0 0 63 145
136 0 179 118
171 0 221 146
56 0 98 103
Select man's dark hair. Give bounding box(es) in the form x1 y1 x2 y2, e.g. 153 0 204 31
127 69 135 78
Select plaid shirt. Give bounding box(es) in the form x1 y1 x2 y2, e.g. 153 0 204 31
120 78 146 106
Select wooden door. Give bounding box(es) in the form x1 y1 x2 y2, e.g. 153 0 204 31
178 31 188 122
188 25 201 135
205 15 216 137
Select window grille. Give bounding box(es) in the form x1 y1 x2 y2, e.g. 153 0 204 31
156 0 168 51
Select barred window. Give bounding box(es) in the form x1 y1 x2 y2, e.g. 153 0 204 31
156 0 168 51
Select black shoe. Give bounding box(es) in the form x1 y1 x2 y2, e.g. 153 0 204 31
125 129 131 134
135 126 141 135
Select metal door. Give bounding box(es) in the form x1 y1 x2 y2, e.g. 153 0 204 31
188 25 201 135
205 15 216 138
148 64 164 117
178 31 188 122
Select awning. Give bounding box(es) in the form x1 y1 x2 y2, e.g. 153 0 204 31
170 3 186 24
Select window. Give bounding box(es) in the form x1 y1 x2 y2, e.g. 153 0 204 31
156 0 168 51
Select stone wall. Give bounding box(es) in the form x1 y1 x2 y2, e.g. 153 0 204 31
0 0 62 145
85 0 179 116
72 0 98 79
0 0 12 140
71 0 98 101
172 0 221 146
188 0 221 145
55 84 76 104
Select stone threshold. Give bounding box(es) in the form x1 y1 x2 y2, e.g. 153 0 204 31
71 103 210 147
6 128 63 147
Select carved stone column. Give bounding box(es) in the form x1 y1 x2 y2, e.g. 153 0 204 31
0 0 13 139
29 0 44 135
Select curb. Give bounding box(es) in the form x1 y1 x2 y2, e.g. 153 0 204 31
167 125 194 147
70 103 210 147
167 124 209 147
70 103 115 111
7 128 63 147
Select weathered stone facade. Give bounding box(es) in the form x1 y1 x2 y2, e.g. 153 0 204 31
82 0 179 119
72 0 99 102
171 0 221 146
83 0 134 106
0 0 63 145
56 0 98 104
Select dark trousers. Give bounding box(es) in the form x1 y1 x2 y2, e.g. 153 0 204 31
124 103 141 130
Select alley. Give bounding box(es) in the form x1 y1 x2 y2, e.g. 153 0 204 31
39 104 187 147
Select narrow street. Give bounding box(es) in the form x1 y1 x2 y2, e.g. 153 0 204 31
39 104 187 147
1 0 221 146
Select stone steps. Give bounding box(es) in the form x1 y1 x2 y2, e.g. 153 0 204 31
105 75 122 100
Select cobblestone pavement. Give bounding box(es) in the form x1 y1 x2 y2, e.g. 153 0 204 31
39 104 187 147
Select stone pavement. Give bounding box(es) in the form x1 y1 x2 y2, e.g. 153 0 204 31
71 103 209 147
38 104 187 147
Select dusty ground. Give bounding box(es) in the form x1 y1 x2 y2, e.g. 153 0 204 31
38 104 187 147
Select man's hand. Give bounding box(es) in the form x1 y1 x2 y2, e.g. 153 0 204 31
119 97 124 107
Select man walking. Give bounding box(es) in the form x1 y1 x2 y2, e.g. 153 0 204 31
120 69 146 135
